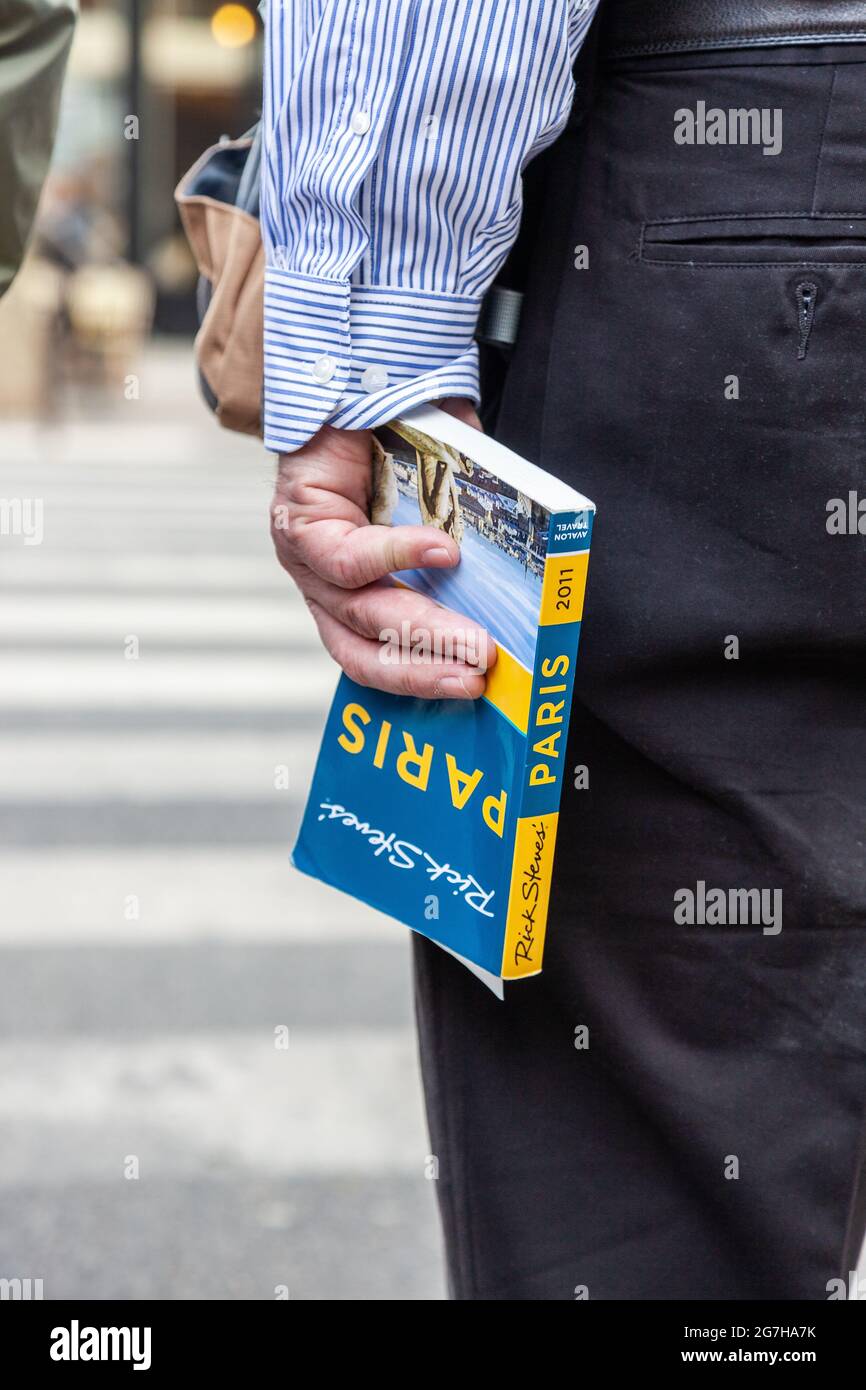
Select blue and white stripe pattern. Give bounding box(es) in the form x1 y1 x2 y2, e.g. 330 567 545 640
261 0 600 452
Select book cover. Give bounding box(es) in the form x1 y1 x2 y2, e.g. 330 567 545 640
292 404 595 995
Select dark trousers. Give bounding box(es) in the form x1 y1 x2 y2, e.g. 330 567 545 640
413 39 866 1300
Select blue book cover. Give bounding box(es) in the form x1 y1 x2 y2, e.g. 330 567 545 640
293 405 595 994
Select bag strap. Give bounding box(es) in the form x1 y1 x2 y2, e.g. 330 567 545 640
235 122 263 216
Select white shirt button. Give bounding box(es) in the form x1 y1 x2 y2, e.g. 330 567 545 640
361 365 389 393
350 110 371 135
311 354 337 385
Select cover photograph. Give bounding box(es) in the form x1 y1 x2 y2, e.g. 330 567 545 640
292 404 595 995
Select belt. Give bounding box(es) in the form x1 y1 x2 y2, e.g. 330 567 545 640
602 0 866 59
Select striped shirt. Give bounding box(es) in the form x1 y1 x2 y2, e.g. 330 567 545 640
261 0 600 453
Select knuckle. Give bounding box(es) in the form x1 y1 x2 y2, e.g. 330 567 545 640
274 470 312 512
342 592 375 635
270 481 313 548
381 538 401 574
286 515 309 550
270 501 299 542
329 547 360 588
392 664 424 698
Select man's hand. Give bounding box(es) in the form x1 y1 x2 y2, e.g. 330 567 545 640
270 402 496 699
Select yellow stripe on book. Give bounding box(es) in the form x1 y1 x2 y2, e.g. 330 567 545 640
483 643 532 734
539 550 590 627
501 812 558 979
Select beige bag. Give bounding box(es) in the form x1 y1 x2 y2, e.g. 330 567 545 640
174 132 264 437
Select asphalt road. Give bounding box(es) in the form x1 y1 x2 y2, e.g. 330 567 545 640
0 344 446 1300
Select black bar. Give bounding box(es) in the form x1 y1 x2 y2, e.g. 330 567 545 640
2 1298 863 1372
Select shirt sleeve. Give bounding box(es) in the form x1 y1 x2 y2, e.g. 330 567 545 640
261 0 600 453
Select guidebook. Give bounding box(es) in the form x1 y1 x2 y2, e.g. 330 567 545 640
292 404 595 996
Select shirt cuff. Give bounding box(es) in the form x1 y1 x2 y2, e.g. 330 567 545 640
263 266 481 453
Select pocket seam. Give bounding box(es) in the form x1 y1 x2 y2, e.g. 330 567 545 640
645 210 866 227
639 211 866 269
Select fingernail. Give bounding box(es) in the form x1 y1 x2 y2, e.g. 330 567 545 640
421 546 454 566
436 676 472 697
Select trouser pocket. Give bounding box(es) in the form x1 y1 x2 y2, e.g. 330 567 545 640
640 214 866 266
640 213 866 361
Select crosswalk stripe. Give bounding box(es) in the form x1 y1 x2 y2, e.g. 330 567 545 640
0 850 393 943
0 733 319 799
0 653 337 708
0 1031 429 1182
0 554 285 591
0 490 269 514
0 798 301 847
8 535 289 555
0 595 320 644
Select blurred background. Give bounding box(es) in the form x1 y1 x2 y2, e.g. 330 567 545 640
0 0 444 1299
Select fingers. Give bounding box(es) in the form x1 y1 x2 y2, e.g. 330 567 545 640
274 510 462 590
272 424 496 700
300 570 497 673
272 427 463 589
304 520 462 589
308 600 489 700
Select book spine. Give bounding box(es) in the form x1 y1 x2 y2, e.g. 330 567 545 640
500 509 594 980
